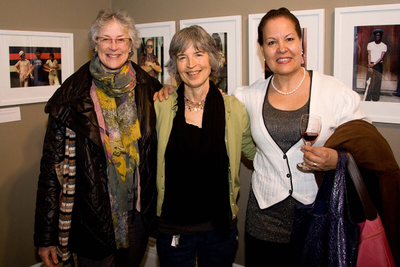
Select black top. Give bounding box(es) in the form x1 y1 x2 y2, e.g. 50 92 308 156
163 120 212 223
160 82 232 236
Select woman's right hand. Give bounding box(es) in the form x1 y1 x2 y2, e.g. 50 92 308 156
38 246 59 267
301 145 338 171
153 84 175 101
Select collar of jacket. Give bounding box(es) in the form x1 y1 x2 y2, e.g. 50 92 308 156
44 60 153 149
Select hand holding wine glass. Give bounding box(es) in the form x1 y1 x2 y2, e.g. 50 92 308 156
297 114 322 171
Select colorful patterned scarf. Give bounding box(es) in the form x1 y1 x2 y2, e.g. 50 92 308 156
90 56 141 249
58 127 76 266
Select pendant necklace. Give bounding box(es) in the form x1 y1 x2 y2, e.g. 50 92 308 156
184 96 206 112
271 67 306 95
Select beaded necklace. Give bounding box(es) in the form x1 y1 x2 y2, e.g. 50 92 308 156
184 96 206 112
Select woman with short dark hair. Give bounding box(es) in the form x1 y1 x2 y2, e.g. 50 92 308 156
233 7 371 266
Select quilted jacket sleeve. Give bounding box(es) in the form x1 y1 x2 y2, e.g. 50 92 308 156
34 116 65 247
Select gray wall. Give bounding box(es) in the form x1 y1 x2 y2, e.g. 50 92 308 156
0 0 399 266
0 1 111 266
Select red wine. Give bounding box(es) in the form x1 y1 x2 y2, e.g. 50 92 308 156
301 132 319 142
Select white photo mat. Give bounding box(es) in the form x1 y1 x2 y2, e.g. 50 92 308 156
136 21 176 86
334 4 400 124
180 15 242 95
248 9 325 85
0 30 73 107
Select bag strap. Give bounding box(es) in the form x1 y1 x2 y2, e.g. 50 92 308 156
329 150 349 215
346 153 378 220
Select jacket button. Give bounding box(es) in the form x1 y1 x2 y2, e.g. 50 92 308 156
283 155 287 159
286 173 291 178
289 190 292 194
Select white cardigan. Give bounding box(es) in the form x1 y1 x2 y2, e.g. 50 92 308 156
233 71 371 208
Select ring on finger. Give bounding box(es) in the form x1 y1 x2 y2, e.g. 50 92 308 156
313 162 318 167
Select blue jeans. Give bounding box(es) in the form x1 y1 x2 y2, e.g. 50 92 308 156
156 228 238 267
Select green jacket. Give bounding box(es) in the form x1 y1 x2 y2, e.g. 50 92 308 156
154 91 256 219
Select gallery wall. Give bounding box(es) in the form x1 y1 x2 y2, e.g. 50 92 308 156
113 0 400 265
0 0 399 266
0 1 111 266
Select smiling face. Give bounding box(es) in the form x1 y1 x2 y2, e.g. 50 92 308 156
95 19 131 72
177 44 211 91
260 17 303 77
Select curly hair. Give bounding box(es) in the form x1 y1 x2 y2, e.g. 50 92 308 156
88 9 141 57
166 25 221 84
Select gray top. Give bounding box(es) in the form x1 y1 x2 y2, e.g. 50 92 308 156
246 73 311 243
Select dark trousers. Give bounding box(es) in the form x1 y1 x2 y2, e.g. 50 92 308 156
245 232 296 267
365 63 383 101
77 209 149 267
156 228 238 267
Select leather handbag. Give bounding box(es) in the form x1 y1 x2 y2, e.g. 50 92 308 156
290 150 360 267
347 154 395 267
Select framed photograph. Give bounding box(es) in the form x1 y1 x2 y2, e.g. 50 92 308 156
248 9 325 85
334 4 400 124
134 21 176 86
180 15 242 95
0 30 73 107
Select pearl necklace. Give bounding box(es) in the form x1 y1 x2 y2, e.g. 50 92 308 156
184 96 206 112
271 67 306 95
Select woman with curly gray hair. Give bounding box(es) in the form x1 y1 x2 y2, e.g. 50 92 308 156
35 9 163 267
154 25 256 267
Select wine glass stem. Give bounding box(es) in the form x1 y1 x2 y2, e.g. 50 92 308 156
305 141 311 146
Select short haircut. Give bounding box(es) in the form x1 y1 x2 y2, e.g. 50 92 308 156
166 25 221 84
88 9 140 57
257 7 302 46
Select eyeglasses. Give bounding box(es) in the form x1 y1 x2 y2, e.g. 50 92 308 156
146 45 153 48
96 37 131 46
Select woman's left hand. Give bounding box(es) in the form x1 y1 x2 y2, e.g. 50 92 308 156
153 84 175 101
301 145 338 171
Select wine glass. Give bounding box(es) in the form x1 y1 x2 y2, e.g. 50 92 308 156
297 114 322 171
